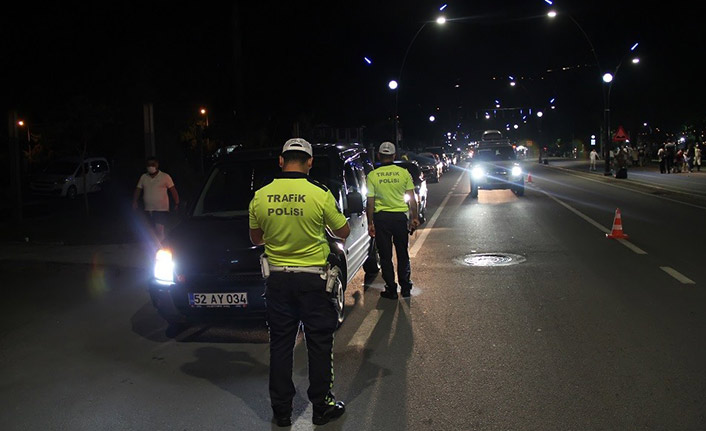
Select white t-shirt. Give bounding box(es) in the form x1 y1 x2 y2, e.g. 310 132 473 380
590 151 598 161
137 171 174 211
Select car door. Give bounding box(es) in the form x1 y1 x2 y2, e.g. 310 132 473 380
74 162 90 194
342 159 368 277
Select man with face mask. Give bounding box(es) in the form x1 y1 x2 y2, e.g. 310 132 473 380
132 156 179 243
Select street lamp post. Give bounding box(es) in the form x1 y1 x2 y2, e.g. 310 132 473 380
393 14 446 148
547 8 639 176
199 108 209 176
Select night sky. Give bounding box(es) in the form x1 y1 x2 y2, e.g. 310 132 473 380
4 1 705 151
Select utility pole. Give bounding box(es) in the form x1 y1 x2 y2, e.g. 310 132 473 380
143 103 156 158
8 111 22 221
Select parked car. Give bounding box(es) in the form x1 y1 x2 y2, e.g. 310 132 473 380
469 140 524 198
148 143 380 331
374 160 427 224
30 157 111 199
415 152 443 182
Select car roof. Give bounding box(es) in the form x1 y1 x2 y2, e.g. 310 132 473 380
215 143 368 166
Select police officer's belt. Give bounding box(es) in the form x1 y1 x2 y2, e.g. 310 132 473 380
269 266 327 275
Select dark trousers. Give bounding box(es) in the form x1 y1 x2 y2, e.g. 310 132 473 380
659 159 666 173
265 272 338 416
374 212 412 290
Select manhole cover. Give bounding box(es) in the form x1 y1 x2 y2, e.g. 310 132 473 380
459 253 526 267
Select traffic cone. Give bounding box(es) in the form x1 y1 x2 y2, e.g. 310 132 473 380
606 208 629 239
526 173 533 184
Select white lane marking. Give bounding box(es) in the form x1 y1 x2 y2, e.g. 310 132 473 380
660 266 696 284
544 165 706 211
291 405 313 429
409 170 465 258
536 187 648 255
615 238 648 255
348 309 384 347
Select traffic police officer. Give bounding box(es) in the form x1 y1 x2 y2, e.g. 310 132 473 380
366 141 420 299
248 138 350 427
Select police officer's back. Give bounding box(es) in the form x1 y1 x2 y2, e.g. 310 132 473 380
366 141 419 299
248 138 350 427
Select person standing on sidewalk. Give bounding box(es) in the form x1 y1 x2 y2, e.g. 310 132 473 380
366 141 420 299
658 145 667 173
694 145 702 172
589 148 599 171
249 138 350 427
132 157 179 243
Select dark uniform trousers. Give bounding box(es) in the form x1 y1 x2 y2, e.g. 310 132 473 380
265 272 338 416
373 211 412 290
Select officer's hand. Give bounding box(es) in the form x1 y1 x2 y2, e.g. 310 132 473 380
368 224 375 238
410 218 420 230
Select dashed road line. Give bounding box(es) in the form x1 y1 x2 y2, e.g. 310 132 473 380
660 267 696 284
409 169 466 258
536 186 647 255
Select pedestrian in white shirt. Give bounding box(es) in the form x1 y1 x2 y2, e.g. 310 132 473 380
695 145 702 172
132 157 180 242
589 149 599 171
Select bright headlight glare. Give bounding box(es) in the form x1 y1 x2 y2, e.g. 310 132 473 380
471 167 485 179
511 166 522 176
154 249 175 284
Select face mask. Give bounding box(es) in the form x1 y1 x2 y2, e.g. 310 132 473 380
147 166 157 174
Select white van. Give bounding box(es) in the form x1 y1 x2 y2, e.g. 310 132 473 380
30 157 111 199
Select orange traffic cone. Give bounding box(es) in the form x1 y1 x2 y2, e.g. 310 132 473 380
526 173 533 184
606 208 629 239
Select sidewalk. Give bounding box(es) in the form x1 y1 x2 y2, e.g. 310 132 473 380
541 158 706 197
0 241 152 269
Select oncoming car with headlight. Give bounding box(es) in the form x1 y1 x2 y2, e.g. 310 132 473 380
469 142 524 198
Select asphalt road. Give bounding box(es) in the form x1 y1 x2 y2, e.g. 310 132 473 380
1 161 705 430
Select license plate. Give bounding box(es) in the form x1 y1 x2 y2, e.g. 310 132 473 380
188 292 248 308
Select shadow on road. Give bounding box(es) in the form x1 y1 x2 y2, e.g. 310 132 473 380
181 346 271 421
130 301 269 344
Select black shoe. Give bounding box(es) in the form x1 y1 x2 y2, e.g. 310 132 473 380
380 288 398 299
400 287 412 298
313 401 345 425
273 415 291 427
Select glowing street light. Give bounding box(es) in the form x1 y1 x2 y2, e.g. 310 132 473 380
436 16 447 25
631 57 640 64
485 112 491 120
547 10 557 18
17 120 24 127
364 56 372 65
388 80 398 90
513 124 519 130
602 73 614 83
537 111 544 118
429 115 436 122
200 108 207 115
510 81 516 87
439 3 448 11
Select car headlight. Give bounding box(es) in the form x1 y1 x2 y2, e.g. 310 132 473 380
471 167 485 179
154 249 175 285
511 166 522 177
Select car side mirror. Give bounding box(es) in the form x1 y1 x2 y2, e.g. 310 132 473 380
345 191 364 215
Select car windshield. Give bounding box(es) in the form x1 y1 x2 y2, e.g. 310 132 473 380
192 156 331 218
482 132 503 140
44 161 77 175
475 147 516 161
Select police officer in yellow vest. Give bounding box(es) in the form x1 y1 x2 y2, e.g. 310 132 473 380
366 141 420 299
249 138 350 427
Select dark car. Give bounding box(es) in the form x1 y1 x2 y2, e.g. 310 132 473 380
148 144 380 330
373 160 428 224
469 142 525 198
413 152 442 182
425 147 451 173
